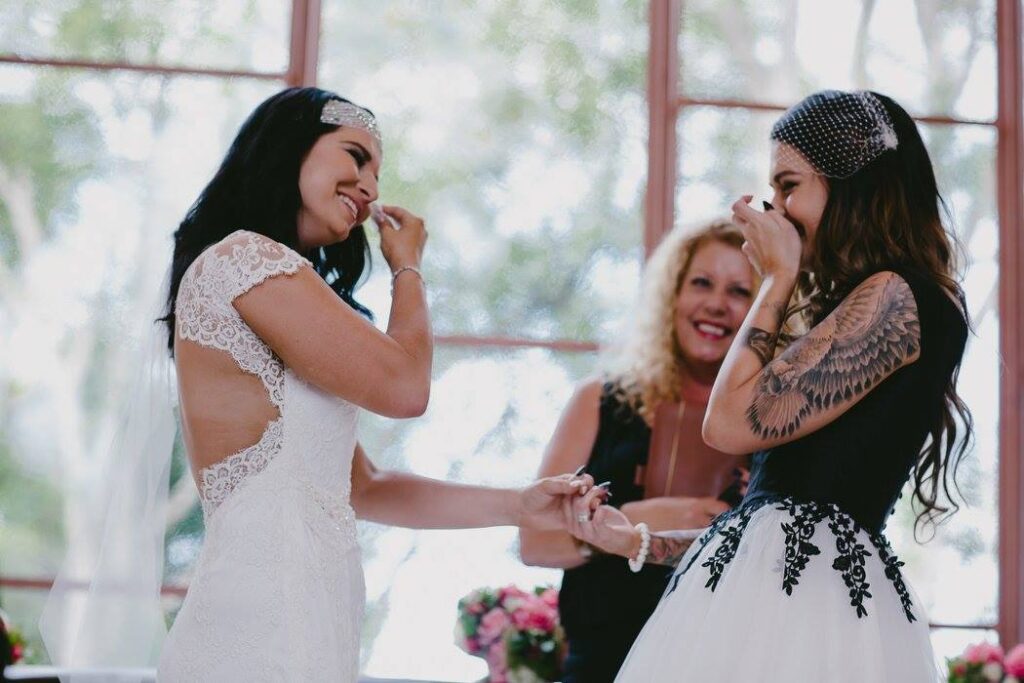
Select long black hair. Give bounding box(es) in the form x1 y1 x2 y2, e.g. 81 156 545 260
160 86 373 352
772 91 974 534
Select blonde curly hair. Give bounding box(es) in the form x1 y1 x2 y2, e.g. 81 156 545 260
604 219 753 424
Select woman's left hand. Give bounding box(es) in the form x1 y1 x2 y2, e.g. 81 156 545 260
730 196 802 280
518 473 594 530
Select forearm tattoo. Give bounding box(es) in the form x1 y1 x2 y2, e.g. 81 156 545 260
744 301 789 367
646 530 701 568
746 327 777 367
746 273 920 440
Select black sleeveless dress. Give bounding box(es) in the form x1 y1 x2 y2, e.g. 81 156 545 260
614 268 969 682
558 383 667 683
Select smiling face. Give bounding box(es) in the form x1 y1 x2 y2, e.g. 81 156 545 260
673 240 755 369
769 141 829 268
296 126 381 251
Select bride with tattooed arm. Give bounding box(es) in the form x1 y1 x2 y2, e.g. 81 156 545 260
568 90 972 682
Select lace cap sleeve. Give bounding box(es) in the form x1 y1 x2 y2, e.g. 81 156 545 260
213 230 311 301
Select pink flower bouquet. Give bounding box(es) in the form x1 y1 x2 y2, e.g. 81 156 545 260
456 585 566 683
0 609 28 664
948 641 1024 682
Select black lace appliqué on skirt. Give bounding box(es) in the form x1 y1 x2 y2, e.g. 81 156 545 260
666 495 916 622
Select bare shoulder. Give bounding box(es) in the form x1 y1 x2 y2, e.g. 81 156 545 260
551 376 605 428
536 376 606 476
574 375 607 403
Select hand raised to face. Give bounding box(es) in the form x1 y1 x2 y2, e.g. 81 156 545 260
372 204 427 273
730 196 802 280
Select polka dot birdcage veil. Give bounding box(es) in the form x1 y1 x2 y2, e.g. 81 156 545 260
771 90 899 179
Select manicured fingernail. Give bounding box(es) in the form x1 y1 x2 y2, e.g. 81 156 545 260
573 465 587 477
596 481 611 489
742 194 753 203
762 201 774 211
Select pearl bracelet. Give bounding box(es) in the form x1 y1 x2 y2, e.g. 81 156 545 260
627 522 650 573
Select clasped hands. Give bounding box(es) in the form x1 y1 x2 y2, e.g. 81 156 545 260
519 471 638 557
521 470 748 559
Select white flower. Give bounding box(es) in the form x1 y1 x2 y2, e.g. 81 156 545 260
881 125 898 150
982 661 1004 681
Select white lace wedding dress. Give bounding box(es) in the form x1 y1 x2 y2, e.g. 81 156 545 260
158 230 365 682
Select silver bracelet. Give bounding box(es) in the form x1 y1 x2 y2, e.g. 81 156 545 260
391 266 423 287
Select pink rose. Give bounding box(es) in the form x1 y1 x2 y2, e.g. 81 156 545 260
511 599 557 632
964 642 1005 665
499 585 530 603
540 588 559 609
499 586 530 613
487 640 508 682
468 601 487 615
951 661 967 676
479 607 512 645
1005 644 1024 676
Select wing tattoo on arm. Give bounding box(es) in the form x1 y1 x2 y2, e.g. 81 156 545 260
746 273 921 439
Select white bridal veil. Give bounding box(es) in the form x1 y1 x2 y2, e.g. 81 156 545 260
39 268 177 681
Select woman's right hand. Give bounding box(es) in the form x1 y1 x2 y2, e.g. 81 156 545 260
730 195 801 280
372 204 427 272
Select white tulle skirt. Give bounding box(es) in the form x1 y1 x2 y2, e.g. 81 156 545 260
615 498 939 683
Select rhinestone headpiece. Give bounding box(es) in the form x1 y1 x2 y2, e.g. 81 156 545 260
320 99 382 146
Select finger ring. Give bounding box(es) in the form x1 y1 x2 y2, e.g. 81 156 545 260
576 513 590 523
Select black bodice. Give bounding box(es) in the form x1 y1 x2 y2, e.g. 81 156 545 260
742 268 968 534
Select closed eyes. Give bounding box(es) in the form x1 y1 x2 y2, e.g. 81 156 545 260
344 146 369 166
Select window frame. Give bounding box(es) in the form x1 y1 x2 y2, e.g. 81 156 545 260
0 0 1020 655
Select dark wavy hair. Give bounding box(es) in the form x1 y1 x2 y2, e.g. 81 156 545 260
772 90 973 534
160 86 373 352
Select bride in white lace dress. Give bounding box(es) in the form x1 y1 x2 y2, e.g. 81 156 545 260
151 88 588 681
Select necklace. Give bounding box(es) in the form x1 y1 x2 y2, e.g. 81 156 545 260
662 400 686 497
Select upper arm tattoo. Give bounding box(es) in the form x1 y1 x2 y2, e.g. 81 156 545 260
746 273 921 439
